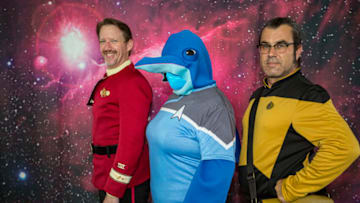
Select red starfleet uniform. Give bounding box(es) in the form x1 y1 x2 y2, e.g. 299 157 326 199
87 61 152 198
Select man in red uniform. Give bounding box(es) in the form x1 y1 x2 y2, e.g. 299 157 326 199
87 18 152 203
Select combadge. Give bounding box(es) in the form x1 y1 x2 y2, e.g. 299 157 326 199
100 88 110 97
171 105 186 121
267 101 274 109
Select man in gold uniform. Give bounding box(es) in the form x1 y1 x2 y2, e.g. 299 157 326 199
238 17 360 203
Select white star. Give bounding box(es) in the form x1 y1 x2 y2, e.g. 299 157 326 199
19 171 27 180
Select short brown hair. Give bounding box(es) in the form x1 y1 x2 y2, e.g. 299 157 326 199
96 18 132 42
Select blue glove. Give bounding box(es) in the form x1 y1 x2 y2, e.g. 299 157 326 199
183 159 235 203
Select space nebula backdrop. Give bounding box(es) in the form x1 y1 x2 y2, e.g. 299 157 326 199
1 0 359 202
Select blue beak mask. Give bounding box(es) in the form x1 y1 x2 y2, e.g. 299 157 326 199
135 30 215 95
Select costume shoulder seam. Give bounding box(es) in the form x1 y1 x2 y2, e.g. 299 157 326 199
299 84 330 103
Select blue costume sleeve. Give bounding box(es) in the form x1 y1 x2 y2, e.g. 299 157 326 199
183 159 235 203
235 129 241 163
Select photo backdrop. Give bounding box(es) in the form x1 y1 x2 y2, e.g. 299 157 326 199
1 0 359 202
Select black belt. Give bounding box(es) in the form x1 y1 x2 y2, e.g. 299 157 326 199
91 144 117 158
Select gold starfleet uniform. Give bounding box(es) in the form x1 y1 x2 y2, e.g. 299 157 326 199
238 68 360 202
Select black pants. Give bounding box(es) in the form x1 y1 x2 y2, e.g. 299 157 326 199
99 180 150 203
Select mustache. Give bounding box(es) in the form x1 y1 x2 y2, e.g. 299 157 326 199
102 50 117 54
266 57 279 63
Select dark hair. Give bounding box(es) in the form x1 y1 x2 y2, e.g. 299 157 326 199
259 17 303 67
96 18 132 42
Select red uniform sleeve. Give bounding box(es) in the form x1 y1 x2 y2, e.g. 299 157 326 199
104 73 152 197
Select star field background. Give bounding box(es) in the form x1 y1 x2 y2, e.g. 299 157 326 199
1 0 359 202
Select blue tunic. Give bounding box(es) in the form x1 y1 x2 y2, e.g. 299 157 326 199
147 84 236 203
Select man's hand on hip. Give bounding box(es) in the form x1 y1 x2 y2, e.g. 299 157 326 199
275 179 288 203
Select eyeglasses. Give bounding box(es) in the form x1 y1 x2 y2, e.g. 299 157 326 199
257 42 296 54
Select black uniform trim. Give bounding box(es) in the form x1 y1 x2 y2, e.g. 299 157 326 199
250 71 330 103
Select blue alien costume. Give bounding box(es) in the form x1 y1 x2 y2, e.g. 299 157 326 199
136 30 236 203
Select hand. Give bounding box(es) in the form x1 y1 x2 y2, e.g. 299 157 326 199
103 193 119 203
275 179 288 203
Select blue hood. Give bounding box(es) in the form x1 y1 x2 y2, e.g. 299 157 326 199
136 30 215 95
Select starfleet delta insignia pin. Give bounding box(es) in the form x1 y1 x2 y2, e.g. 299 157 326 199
100 88 110 97
267 101 274 109
171 105 186 121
